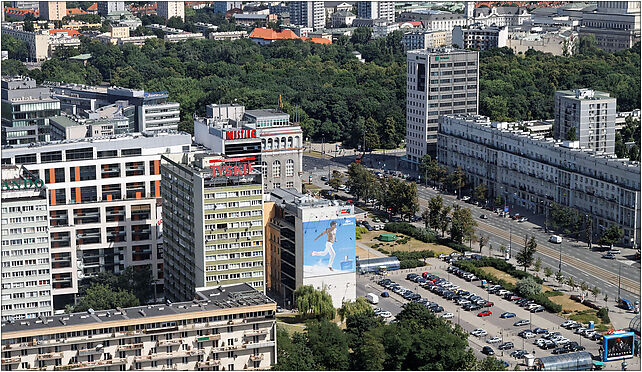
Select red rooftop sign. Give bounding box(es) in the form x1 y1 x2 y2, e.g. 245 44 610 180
226 130 257 140
209 157 257 178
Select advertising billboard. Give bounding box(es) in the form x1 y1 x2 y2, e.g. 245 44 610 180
602 331 635 362
302 217 356 278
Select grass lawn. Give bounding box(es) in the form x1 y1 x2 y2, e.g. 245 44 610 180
549 294 592 312
568 309 613 333
359 230 456 255
356 245 384 259
276 313 346 334
304 150 330 159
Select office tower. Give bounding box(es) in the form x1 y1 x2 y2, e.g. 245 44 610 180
157 1 185 21
97 1 125 16
1 76 61 145
213 1 243 14
38 1 66 20
288 1 325 29
0 285 277 371
405 48 479 166
554 89 617 155
266 188 357 308
1 132 192 308
357 1 395 22
196 104 304 192
438 114 641 248
161 151 265 302
1 166 53 322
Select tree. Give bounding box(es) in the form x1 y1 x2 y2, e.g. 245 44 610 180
544 267 553 281
445 167 466 194
1 35 29 61
591 286 601 301
516 236 537 271
580 281 589 297
534 257 542 273
427 195 444 230
474 183 488 202
338 297 373 321
294 285 336 320
604 294 609 304
477 356 508 371
329 170 343 190
306 319 350 370
79 265 154 304
351 332 385 370
566 276 576 291
516 277 542 297
450 205 477 245
419 155 446 187
599 225 623 247
1 59 29 76
500 244 507 257
74 284 139 312
438 206 451 237
495 195 504 207
566 126 577 141
273 327 317 371
351 27 372 44
478 235 488 254
555 271 564 286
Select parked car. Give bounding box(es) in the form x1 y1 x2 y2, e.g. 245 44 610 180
478 310 492 317
480 214 488 219
500 312 516 319
498 342 514 350
518 217 528 222
514 320 531 326
530 305 545 313
533 328 549 334
602 253 616 259
381 292 390 298
442 312 454 319
482 346 495 355
486 337 502 344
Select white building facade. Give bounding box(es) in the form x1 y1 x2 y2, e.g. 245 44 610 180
357 1 395 23
438 114 641 247
157 1 185 21
452 23 508 50
288 1 325 30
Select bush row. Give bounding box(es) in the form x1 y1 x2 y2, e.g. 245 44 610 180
399 259 426 269
473 257 544 284
436 238 470 252
391 250 436 261
384 222 436 243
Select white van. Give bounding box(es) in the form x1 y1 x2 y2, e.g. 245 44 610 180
366 293 379 304
549 235 562 244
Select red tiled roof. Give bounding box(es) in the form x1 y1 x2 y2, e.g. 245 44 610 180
67 8 87 15
304 37 332 45
249 28 300 41
49 29 82 36
4 7 39 17
398 21 422 27
87 3 97 11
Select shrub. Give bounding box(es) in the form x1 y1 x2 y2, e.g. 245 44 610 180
597 307 610 323
356 226 369 239
544 291 563 297
516 277 542 298
384 222 436 243
399 259 425 269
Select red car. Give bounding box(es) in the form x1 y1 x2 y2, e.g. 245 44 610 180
482 302 494 308
478 310 492 317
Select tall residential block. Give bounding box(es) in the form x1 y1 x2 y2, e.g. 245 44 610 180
38 1 66 20
452 23 508 50
161 151 265 302
1 76 61 145
157 1 185 21
0 285 277 371
1 132 192 308
266 188 357 308
97 1 125 16
405 48 479 166
1 166 53 322
554 89 617 155
357 1 395 22
288 1 325 29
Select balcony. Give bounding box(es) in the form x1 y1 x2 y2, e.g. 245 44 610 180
245 341 276 350
249 354 264 362
197 360 221 368
36 352 63 360
157 339 182 347
114 330 143 338
143 325 178 334
195 334 221 342
54 358 126 370
78 346 104 356
243 329 269 337
117 342 144 351
134 349 204 362
1 357 21 364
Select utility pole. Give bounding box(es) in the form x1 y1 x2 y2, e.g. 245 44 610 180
558 243 562 275
508 225 512 259
617 262 621 299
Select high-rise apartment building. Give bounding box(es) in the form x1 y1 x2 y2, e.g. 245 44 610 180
357 1 395 22
554 89 617 155
452 23 508 50
405 48 479 166
401 29 451 50
157 1 185 21
161 151 266 302
196 104 304 192
1 166 53 322
0 285 277 371
38 1 66 20
288 1 325 29
97 1 125 16
266 188 357 308
1 76 61 145
1 132 192 308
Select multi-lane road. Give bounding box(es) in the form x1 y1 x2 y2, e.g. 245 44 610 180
303 153 641 304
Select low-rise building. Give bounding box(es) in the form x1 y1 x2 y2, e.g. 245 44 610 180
1 165 53 322
507 27 577 56
401 29 451 50
209 30 248 41
331 10 356 28
266 188 357 308
373 19 399 38
470 6 531 27
0 285 277 371
438 114 641 247
232 12 278 26
452 23 508 50
49 114 132 140
164 32 206 42
398 11 467 31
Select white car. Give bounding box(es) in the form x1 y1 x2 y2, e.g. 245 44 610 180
575 327 587 334
524 332 537 339
527 303 541 310
442 313 454 319
554 338 570 345
487 337 502 344
561 320 576 328
497 289 510 296
471 329 488 337
584 330 596 338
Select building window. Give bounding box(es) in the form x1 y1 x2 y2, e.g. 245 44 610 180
272 161 281 178
261 162 267 178
285 159 294 177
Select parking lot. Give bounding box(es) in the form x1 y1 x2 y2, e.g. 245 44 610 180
357 256 608 368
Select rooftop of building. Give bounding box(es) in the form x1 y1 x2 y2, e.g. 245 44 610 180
332 10 355 17
556 89 614 101
407 46 477 55
244 109 289 120
50 115 83 128
1 284 274 335
269 188 355 209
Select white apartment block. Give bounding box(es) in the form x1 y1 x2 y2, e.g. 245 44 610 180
357 1 395 23
401 29 451 50
288 1 325 30
157 1 185 21
1 132 192 308
405 48 479 166
452 23 508 50
161 152 266 302
554 89 617 155
97 1 125 16
438 114 641 247
0 25 49 61
1 166 53 322
0 285 276 371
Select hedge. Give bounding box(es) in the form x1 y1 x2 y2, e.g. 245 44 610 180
399 259 426 269
436 238 470 252
384 222 436 243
